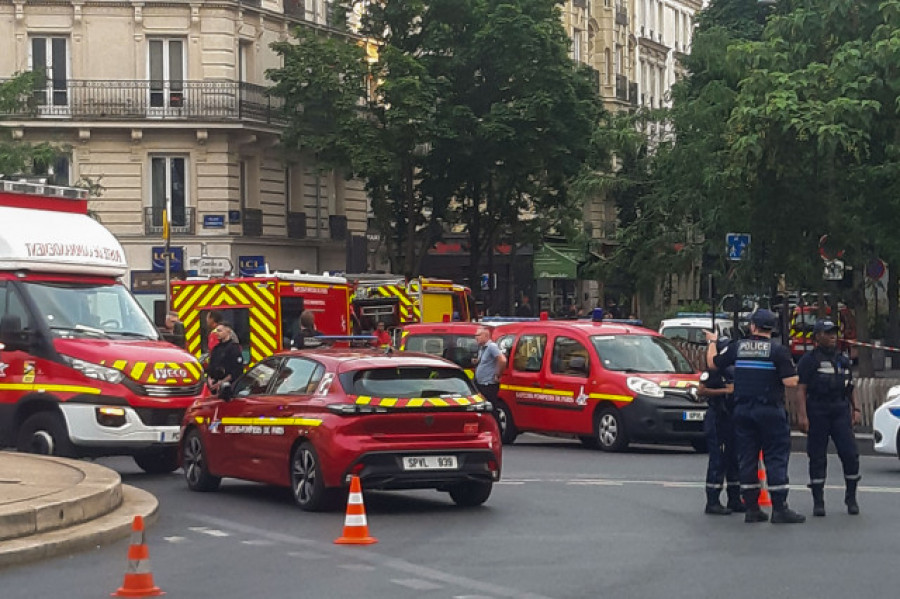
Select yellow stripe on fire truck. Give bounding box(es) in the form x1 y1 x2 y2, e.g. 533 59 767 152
352 395 482 407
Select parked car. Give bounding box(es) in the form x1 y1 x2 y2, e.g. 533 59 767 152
492 318 704 451
658 313 739 345
873 385 900 459
180 348 501 510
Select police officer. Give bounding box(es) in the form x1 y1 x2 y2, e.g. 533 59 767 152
795 319 860 516
706 309 805 524
699 337 744 515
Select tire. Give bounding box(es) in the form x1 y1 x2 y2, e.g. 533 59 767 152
448 481 493 507
182 429 221 492
596 406 629 452
691 438 709 453
492 400 518 445
16 412 76 458
290 442 330 512
134 447 180 474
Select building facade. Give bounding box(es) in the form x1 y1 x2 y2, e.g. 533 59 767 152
0 0 369 302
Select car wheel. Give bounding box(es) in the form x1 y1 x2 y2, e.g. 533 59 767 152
290 442 330 512
691 438 709 453
493 400 518 445
134 447 180 474
16 412 76 458
448 481 493 507
596 406 629 452
182 429 221 492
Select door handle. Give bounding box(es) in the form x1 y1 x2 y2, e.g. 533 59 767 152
544 384 554 389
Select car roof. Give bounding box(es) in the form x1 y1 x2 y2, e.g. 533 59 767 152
271 347 461 373
660 317 735 327
492 320 659 337
401 322 485 334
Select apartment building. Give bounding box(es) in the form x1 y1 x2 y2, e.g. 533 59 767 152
0 0 369 299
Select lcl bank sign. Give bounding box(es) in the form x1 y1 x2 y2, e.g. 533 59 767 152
239 255 266 277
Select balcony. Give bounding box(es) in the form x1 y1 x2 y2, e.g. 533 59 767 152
1 79 288 125
628 82 638 106
144 206 196 236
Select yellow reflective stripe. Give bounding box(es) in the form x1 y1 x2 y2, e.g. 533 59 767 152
219 417 322 427
499 384 573 397
587 393 633 402
113 359 128 370
242 284 276 320
355 396 372 405
184 362 203 378
407 399 425 407
429 398 448 407
379 398 398 407
463 368 474 379
0 383 101 394
130 362 146 380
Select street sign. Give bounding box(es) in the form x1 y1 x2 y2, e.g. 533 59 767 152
824 259 845 281
726 233 751 261
187 256 232 278
151 246 184 273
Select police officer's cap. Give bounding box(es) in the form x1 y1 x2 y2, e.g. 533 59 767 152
813 319 838 335
750 309 778 330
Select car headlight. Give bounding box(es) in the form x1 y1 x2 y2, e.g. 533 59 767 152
626 376 664 398
60 354 124 384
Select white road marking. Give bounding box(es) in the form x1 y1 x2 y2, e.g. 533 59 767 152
391 578 444 591
498 477 900 493
340 564 377 572
163 536 187 543
241 539 275 546
188 526 230 537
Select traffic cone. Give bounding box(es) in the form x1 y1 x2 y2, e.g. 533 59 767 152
111 515 165 597
758 451 772 508
334 475 377 545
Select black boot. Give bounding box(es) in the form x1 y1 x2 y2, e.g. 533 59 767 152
705 488 732 515
771 493 806 524
810 483 826 517
742 489 768 523
726 484 746 513
845 477 860 515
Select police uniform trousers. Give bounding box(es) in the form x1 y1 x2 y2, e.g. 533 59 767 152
807 401 859 485
704 403 740 497
733 398 792 508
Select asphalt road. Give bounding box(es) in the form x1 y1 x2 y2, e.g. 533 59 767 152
4 436 900 599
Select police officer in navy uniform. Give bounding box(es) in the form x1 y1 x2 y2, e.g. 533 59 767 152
699 337 744 515
706 309 805 524
795 319 861 516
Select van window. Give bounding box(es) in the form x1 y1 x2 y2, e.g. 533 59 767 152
551 336 590 377
0 283 33 329
513 334 546 372
591 334 694 374
405 334 479 369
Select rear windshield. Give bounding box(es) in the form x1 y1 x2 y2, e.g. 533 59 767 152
591 334 694 374
403 334 479 369
339 366 475 398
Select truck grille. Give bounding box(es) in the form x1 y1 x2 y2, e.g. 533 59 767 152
134 408 186 427
138 382 204 398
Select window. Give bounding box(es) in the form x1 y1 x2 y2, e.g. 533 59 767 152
151 156 187 228
149 39 185 110
405 334 480 369
605 49 612 85
33 154 71 186
573 29 583 63
30 37 68 107
272 358 323 395
234 359 280 398
513 334 546 372
340 367 473 398
0 283 33 330
551 336 590 377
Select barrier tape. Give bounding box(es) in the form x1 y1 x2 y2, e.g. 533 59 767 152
844 339 900 352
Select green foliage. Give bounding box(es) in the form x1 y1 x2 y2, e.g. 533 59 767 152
0 72 66 178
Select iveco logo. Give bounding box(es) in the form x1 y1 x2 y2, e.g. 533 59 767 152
154 368 188 379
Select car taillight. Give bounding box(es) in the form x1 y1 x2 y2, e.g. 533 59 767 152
464 423 478 434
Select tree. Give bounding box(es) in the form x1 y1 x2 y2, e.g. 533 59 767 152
0 73 58 176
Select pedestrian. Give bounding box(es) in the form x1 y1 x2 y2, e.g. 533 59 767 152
473 325 507 408
795 318 861 516
372 321 392 348
515 295 534 318
159 310 186 349
206 310 224 352
698 336 744 515
290 310 322 349
706 309 805 524
205 324 244 395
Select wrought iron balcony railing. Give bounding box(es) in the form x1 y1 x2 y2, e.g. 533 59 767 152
1 79 288 125
144 206 196 236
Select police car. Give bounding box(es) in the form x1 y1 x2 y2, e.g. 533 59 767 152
873 385 900 459
658 313 739 345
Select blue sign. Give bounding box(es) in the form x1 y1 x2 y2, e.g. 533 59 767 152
203 214 226 229
151 246 184 272
239 255 266 277
228 210 242 224
481 273 490 291
726 233 751 261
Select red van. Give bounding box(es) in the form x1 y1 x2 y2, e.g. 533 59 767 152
492 318 704 451
0 182 203 472
398 322 485 377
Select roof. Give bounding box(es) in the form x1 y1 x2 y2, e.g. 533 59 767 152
492 320 658 337
274 348 463 372
401 322 484 334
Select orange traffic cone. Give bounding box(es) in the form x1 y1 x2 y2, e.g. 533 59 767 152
334 475 377 545
111 516 165 597
757 451 772 508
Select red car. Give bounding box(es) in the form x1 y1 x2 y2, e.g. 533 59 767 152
180 348 501 510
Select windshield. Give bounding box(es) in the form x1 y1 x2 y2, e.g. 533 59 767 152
404 334 479 368
340 366 475 398
22 281 159 340
591 334 694 374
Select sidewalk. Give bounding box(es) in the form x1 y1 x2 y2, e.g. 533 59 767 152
0 452 157 568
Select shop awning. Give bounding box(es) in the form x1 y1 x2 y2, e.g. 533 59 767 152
533 242 581 280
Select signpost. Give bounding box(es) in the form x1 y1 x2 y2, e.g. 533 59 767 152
187 257 233 278
726 233 751 261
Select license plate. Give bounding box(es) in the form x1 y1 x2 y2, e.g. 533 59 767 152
160 430 181 443
683 410 705 422
402 455 458 471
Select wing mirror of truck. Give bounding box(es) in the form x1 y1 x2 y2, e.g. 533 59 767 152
0 315 31 352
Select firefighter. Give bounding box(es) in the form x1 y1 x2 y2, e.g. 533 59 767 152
706 309 805 524
795 319 860 516
698 336 744 515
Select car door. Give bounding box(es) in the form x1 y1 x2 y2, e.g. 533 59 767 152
541 335 593 434
207 358 281 480
502 332 548 431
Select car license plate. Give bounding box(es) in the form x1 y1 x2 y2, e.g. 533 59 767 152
683 410 705 422
402 455 458 471
160 430 181 443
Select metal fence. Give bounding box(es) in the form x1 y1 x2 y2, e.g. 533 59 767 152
673 341 898 431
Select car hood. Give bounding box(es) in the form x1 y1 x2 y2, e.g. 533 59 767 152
54 338 202 385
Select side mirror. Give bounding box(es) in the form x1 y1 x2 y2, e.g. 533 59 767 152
0 315 30 352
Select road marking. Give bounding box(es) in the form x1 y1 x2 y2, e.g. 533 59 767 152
498 477 900 493
241 539 275 546
163 536 187 543
566 480 623 486
392 578 444 591
340 564 377 572
188 513 555 599
188 526 230 537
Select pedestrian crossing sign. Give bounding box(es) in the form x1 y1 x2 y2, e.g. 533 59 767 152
726 233 751 261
